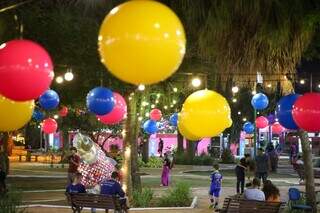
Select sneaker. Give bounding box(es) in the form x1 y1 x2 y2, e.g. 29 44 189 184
209 203 214 209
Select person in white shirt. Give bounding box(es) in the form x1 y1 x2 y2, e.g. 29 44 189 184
296 155 304 165
244 178 265 201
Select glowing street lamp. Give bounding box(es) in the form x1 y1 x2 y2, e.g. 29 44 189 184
191 78 201 88
64 71 74 81
56 76 64 84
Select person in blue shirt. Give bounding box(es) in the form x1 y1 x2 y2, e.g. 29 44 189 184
209 164 223 209
66 172 86 193
100 171 128 212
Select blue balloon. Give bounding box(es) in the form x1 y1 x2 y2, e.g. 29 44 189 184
251 93 269 110
39 90 60 110
86 87 115 115
32 110 44 121
276 94 300 130
243 122 254 134
143 119 158 134
169 113 178 126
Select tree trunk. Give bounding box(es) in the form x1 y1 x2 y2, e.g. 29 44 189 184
142 139 149 163
177 130 184 154
0 132 10 175
298 130 317 213
186 140 195 164
123 92 142 201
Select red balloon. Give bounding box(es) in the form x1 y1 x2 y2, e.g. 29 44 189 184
272 122 285 134
255 116 269 129
0 40 54 101
59 106 68 117
292 92 320 132
150 108 162 121
97 92 127 125
42 118 58 134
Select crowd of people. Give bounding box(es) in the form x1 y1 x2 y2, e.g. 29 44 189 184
209 147 284 210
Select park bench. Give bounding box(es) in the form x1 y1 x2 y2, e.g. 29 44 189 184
66 193 128 213
219 197 286 213
294 164 320 180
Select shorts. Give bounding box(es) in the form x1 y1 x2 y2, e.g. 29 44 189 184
209 187 221 197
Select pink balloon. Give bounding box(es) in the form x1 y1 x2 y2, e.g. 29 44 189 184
150 108 162 121
97 92 127 125
0 39 54 101
42 118 58 134
59 106 68 117
272 122 285 135
255 116 269 129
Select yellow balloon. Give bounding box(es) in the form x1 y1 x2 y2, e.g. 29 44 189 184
98 0 186 85
178 120 201 141
0 95 34 131
179 90 232 138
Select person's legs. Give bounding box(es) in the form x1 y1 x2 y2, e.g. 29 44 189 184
236 178 240 194
240 178 245 194
209 188 214 208
262 172 268 183
213 189 221 208
67 172 75 185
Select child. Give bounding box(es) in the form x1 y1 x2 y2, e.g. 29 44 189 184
235 158 247 194
209 164 223 209
66 172 86 193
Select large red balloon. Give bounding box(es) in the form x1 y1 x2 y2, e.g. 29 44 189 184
255 116 269 129
292 93 320 132
59 106 68 117
42 118 58 134
97 92 127 125
150 108 162 121
0 40 54 101
272 122 285 135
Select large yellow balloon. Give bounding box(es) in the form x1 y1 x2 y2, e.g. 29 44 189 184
0 95 34 131
98 0 186 85
177 120 201 141
178 90 232 139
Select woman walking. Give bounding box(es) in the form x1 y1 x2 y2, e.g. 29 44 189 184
161 153 171 186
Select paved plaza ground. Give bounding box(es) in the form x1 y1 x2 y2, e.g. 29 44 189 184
6 159 320 213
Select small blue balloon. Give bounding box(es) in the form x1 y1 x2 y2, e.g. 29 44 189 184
243 122 254 134
39 90 60 110
86 87 115 115
267 114 276 125
32 110 44 121
169 113 178 126
251 93 269 110
143 119 158 134
276 94 300 130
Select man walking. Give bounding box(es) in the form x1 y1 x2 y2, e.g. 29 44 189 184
255 148 270 183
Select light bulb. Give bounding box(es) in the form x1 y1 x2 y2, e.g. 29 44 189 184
191 78 201 88
232 86 239 93
64 72 74 81
56 76 64 84
138 84 145 91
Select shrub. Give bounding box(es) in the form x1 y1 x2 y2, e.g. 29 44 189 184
132 188 154 207
0 190 25 213
138 156 163 168
158 182 192 207
174 153 213 165
221 149 234 164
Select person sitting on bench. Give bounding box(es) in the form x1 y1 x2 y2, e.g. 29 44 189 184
100 171 128 211
66 172 86 193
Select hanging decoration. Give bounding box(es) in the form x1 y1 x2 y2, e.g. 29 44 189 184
178 89 232 139
276 94 300 130
143 119 158 134
271 122 285 135
150 108 162 121
0 39 54 101
42 118 58 134
0 95 34 131
86 87 115 115
292 92 320 132
98 0 186 85
97 92 127 125
243 122 254 134
39 89 60 110
169 113 178 126
251 93 269 110
59 106 68 117
255 116 269 129
32 109 45 121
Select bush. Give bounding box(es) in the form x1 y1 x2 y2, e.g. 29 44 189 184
157 182 192 207
221 149 234 164
174 152 214 165
0 190 25 213
138 156 163 168
132 188 154 207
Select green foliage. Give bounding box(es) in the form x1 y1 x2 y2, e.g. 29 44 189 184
0 190 25 213
132 188 154 207
221 149 234 164
138 156 163 168
157 182 192 207
174 152 214 165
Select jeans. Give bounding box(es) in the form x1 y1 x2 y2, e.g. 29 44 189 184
255 172 268 183
236 178 245 194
